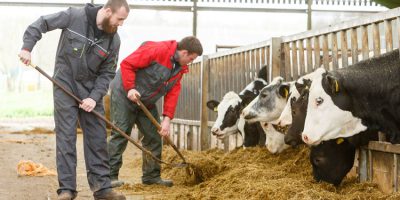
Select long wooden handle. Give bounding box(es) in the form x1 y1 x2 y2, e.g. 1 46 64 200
136 98 187 163
28 63 169 165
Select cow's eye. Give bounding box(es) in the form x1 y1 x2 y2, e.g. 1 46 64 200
316 97 324 106
260 93 267 98
292 110 296 116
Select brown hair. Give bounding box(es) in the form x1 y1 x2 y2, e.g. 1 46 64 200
104 0 130 13
177 36 203 56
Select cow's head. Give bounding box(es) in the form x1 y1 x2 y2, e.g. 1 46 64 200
242 77 290 123
284 79 311 147
310 129 377 186
262 122 289 154
207 92 242 139
302 72 367 145
310 138 356 186
277 67 326 127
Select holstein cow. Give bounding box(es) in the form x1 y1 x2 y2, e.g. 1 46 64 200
284 79 312 147
302 49 400 145
277 68 326 128
206 66 268 147
242 77 291 153
285 84 378 185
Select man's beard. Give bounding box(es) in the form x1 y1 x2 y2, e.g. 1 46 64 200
102 17 118 34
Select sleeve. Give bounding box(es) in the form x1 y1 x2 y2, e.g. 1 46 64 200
22 8 72 51
120 44 158 92
162 76 183 119
88 38 120 103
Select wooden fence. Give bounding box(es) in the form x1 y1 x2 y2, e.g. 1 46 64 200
170 7 400 153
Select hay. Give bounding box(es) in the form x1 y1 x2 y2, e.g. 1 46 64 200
120 146 400 200
17 160 56 176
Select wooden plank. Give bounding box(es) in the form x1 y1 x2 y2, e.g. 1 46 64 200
361 25 370 60
331 32 339 70
200 55 210 150
281 7 400 43
351 27 359 65
291 41 299 80
371 151 394 193
322 34 330 70
340 30 349 68
298 39 306 76
314 36 321 69
393 154 398 192
306 38 313 73
284 43 291 81
186 125 191 150
372 22 381 57
359 148 368 182
266 46 271 80
369 141 400 154
385 20 393 52
271 38 282 80
240 52 246 89
245 51 251 84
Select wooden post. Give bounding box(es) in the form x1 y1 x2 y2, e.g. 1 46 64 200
307 0 312 30
271 37 282 81
192 0 197 36
200 55 210 151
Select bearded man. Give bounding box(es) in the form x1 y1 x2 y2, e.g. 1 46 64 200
18 1 129 199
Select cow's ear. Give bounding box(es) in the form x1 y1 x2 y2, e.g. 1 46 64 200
278 84 290 99
207 100 220 112
326 75 340 94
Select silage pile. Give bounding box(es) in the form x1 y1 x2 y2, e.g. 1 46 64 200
120 146 400 200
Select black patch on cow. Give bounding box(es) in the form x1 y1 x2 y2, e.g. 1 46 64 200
240 79 268 106
220 104 241 131
257 65 268 81
242 122 266 147
320 49 400 144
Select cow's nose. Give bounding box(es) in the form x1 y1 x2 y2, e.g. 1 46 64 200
302 134 309 143
211 128 219 135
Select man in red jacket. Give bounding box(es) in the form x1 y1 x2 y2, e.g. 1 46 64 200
108 36 203 187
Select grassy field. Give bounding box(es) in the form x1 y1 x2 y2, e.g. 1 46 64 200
0 90 54 118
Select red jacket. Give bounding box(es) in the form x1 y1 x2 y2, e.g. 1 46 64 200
120 40 188 119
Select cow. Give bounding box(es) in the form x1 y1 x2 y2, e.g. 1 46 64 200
302 49 400 145
206 66 268 147
277 68 326 128
207 91 266 147
310 130 378 186
282 81 378 186
242 76 291 124
284 79 312 147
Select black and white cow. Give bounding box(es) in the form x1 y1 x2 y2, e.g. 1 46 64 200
206 66 269 147
242 77 291 123
302 49 400 145
241 77 291 153
277 68 326 128
283 83 378 186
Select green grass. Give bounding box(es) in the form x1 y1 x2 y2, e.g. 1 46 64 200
0 90 54 118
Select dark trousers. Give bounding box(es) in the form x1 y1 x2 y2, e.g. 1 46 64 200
54 86 111 196
107 87 162 183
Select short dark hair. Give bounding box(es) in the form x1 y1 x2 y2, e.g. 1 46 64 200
177 36 203 56
104 0 130 13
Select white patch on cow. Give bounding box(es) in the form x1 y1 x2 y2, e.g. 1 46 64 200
262 123 289 154
242 77 288 123
277 68 327 126
302 76 367 145
211 91 242 138
239 78 268 95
